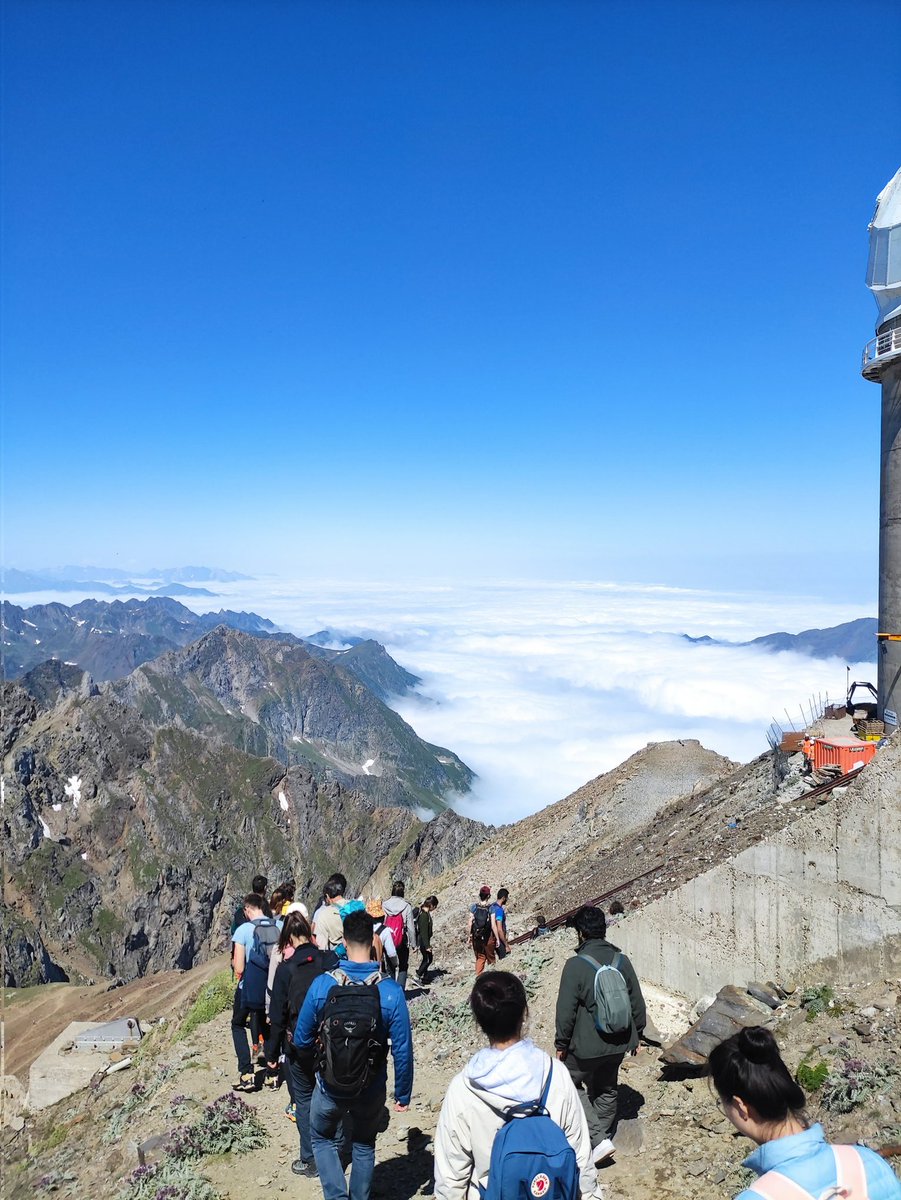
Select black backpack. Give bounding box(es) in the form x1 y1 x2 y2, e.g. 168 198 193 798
471 905 492 947
316 969 388 1097
283 947 336 1057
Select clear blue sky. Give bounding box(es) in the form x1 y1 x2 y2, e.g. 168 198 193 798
2 0 898 596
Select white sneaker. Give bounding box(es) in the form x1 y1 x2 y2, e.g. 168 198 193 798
592 1139 615 1163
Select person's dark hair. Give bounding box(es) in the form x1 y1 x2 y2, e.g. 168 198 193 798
566 905 606 941
707 1027 807 1124
391 880 406 897
324 878 346 900
269 888 285 914
609 900 625 916
279 880 296 903
497 888 509 902
343 909 375 947
470 972 527 1042
278 910 312 953
251 875 268 896
478 885 491 900
244 892 265 911
423 895 439 909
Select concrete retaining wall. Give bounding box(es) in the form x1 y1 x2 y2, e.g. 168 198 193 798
617 740 901 1000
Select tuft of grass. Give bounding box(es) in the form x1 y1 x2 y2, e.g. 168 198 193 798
176 970 234 1042
796 1059 830 1092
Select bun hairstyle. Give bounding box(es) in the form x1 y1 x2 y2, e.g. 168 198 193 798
469 971 527 1043
278 910 312 952
707 1027 807 1124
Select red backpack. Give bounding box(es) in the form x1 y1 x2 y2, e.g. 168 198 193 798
384 910 407 948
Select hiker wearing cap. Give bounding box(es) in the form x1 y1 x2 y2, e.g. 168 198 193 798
468 886 497 976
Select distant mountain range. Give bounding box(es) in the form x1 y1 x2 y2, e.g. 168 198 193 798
683 617 877 663
0 596 422 705
1 564 250 596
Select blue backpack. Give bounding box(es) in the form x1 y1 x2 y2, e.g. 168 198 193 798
475 1069 579 1200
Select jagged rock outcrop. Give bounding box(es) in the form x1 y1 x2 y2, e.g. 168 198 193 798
1 638 474 986
111 626 472 811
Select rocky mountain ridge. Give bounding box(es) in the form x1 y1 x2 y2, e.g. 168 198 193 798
1 627 479 988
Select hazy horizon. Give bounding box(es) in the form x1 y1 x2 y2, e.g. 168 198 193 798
4 573 875 823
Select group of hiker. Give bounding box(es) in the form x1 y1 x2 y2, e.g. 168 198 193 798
230 874 901 1200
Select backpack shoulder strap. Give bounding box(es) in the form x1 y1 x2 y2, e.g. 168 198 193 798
329 968 350 986
745 1171 816 1200
577 952 603 970
363 970 382 986
538 1066 552 1110
833 1145 869 1197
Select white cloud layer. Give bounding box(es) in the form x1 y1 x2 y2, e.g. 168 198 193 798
17 578 874 824
196 579 873 824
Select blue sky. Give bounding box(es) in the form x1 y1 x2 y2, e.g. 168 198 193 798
2 0 899 596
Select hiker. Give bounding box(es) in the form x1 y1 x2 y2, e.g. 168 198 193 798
415 896 438 983
266 910 338 1179
266 900 311 1016
554 905 646 1164
708 1025 901 1199
468 886 496 975
367 898 399 977
491 888 510 959
231 892 279 1091
312 874 347 954
294 909 414 1200
382 880 417 990
434 971 602 1200
231 874 268 934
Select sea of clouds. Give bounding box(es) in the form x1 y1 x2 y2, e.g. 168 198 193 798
193 578 874 824
17 577 872 824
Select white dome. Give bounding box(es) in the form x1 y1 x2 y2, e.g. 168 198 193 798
867 166 901 328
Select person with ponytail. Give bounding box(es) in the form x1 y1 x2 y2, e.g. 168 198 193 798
708 1026 900 1199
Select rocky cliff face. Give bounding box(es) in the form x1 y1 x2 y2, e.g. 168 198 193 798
1 631 480 987
110 626 472 811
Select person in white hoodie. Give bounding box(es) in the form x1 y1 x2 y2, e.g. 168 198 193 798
434 972 603 1200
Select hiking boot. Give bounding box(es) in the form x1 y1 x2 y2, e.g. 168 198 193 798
291 1159 318 1178
233 1072 256 1092
284 1103 297 1122
592 1138 615 1163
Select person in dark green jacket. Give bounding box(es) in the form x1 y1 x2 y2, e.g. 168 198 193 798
554 906 646 1164
415 896 438 983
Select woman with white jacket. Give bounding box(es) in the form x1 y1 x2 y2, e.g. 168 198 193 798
434 972 603 1200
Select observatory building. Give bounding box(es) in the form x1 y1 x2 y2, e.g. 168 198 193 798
862 166 901 728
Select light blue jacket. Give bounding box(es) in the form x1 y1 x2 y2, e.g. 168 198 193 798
294 960 414 1106
738 1124 901 1200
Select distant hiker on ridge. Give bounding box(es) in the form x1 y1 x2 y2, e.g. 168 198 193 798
312 874 347 954
415 896 438 984
468 886 496 976
554 905 646 1165
491 887 510 959
382 880 417 991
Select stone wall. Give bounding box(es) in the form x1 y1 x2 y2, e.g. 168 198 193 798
617 738 901 1000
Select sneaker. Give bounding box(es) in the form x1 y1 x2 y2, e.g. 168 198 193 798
233 1072 256 1092
592 1138 615 1163
291 1159 318 1178
284 1103 297 1122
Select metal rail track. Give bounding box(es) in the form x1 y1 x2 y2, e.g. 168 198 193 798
507 768 863 947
